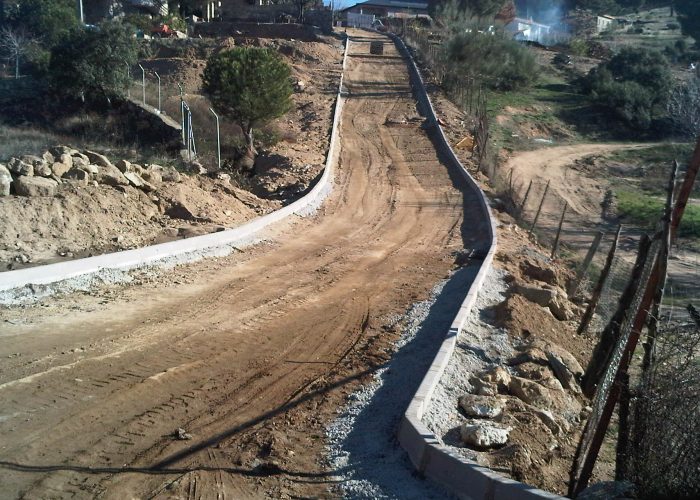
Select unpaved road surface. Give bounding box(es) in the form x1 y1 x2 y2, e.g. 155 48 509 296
0 32 489 498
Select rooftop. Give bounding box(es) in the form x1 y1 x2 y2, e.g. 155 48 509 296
343 0 429 11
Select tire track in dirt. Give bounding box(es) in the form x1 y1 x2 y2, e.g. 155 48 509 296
0 31 488 499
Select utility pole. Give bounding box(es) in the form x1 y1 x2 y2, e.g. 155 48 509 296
77 0 84 24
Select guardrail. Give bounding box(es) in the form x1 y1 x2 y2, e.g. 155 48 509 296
0 37 350 305
388 32 563 500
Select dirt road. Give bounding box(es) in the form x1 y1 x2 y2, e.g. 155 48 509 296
0 32 489 498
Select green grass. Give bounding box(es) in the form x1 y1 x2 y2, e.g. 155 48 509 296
608 143 695 165
616 190 700 238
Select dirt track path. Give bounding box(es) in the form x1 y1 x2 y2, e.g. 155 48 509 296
0 32 489 498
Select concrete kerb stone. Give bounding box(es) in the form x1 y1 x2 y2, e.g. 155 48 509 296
0 36 351 305
386 32 563 499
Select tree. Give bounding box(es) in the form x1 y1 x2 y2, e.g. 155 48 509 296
585 47 672 129
10 0 79 48
203 47 293 159
0 27 35 79
675 0 700 43
49 21 138 103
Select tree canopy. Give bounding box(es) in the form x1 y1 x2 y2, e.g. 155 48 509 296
203 47 293 156
6 0 79 48
49 21 138 103
585 47 672 129
675 0 700 43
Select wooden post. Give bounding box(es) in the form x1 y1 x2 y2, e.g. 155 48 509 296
568 231 603 297
519 180 533 218
551 201 568 259
616 370 631 480
577 225 622 336
529 180 550 235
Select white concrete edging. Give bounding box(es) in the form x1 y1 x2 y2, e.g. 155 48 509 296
388 33 563 500
0 37 351 305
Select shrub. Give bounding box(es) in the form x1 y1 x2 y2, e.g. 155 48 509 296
584 47 671 129
444 32 536 91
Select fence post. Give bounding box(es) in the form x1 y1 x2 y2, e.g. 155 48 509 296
125 62 131 99
568 231 604 297
551 201 568 259
519 179 533 218
138 63 146 105
577 225 622 335
528 180 550 235
209 107 221 170
177 83 185 146
154 71 161 113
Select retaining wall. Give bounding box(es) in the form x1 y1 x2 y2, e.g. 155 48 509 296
0 38 350 305
388 33 563 500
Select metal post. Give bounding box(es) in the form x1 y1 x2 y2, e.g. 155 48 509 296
138 63 146 105
154 71 161 113
209 107 221 170
177 83 185 146
125 63 131 99
529 180 550 235
77 0 84 24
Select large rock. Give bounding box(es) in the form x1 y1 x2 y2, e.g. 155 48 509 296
480 365 511 391
547 350 583 393
72 155 90 170
84 150 114 168
469 375 498 397
141 169 162 185
514 284 557 307
59 153 73 168
14 176 58 197
42 151 55 165
34 162 53 177
51 161 72 178
460 421 511 449
123 171 155 192
7 158 34 176
549 296 574 321
83 164 99 176
0 164 12 196
459 394 505 418
520 260 560 286
96 165 129 186
21 154 45 167
50 145 78 157
160 166 181 183
508 376 554 407
62 168 90 186
115 159 132 173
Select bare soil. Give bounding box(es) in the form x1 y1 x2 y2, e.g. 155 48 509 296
0 31 490 499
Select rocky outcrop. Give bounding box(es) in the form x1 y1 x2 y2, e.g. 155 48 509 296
0 164 12 196
14 176 58 197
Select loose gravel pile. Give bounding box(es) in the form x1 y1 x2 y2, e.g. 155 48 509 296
326 264 482 498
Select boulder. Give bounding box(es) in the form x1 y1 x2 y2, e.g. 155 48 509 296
469 375 498 397
480 365 511 391
458 394 505 418
72 156 90 170
14 176 58 197
115 159 132 173
84 150 114 168
160 166 181 183
42 151 55 165
508 347 549 367
34 162 53 177
123 171 156 192
460 421 511 449
62 168 90 186
532 408 563 435
520 260 560 286
549 296 574 321
141 169 162 185
508 376 554 407
0 164 12 196
83 164 99 176
50 145 78 157
51 161 72 178
8 158 34 177
96 165 129 186
547 350 583 393
59 153 73 168
131 164 146 175
514 283 557 307
513 362 564 392
21 154 45 167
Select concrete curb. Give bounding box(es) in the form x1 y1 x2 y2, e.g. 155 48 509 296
0 37 351 305
388 33 563 500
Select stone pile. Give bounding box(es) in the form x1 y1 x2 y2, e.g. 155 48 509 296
0 146 182 198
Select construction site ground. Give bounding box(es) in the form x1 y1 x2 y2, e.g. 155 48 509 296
0 31 491 498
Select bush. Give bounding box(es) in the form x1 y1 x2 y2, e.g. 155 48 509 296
585 47 671 129
444 32 536 91
49 21 138 103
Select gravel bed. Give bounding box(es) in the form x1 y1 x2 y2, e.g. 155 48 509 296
422 267 515 457
326 264 483 499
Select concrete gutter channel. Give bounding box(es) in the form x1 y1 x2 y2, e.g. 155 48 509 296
0 37 351 305
388 33 563 499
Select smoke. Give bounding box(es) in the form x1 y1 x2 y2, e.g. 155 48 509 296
511 1 570 45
